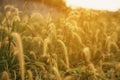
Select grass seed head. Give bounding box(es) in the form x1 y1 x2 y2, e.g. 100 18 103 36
83 47 91 63
53 66 62 80
57 39 69 69
27 70 33 80
1 71 11 80
11 32 24 80
43 37 50 57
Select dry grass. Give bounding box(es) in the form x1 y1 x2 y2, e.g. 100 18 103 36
11 32 24 80
0 4 120 80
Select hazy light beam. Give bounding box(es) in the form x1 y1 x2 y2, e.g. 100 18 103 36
66 0 120 11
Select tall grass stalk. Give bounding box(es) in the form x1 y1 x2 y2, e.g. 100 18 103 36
43 38 50 57
27 70 33 80
83 47 91 63
88 63 97 79
57 39 69 69
11 32 24 80
72 32 85 47
53 66 62 80
95 29 100 43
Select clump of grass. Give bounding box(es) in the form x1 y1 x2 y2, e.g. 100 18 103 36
1 4 120 80
11 32 24 80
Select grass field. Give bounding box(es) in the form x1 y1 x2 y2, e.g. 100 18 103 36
0 3 120 80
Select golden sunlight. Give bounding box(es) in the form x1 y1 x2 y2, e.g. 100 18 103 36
66 0 120 11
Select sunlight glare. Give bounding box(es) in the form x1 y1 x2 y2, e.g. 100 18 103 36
66 0 120 11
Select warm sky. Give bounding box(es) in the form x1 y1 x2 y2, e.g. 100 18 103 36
66 0 120 11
